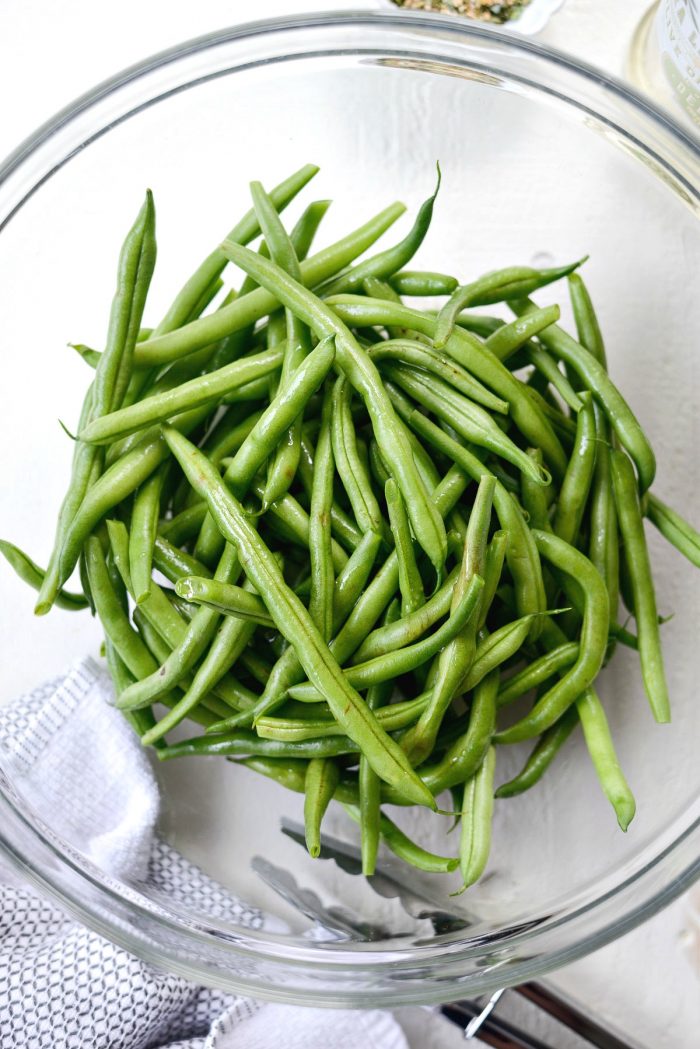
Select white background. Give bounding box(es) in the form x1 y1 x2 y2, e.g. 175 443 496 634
0 2 699 1047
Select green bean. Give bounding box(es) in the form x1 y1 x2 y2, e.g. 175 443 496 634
454 311 504 338
117 543 240 711
319 169 441 297
521 448 552 534
522 385 577 443
434 259 584 349
455 741 497 891
107 519 191 643
478 530 509 630
357 603 400 876
369 440 391 489
251 181 313 510
129 609 234 723
369 338 509 415
611 450 670 723
385 478 424 615
36 199 157 616
152 535 213 584
389 270 458 296
80 347 283 445
385 364 551 489
497 642 579 707
576 687 636 830
510 298 656 492
194 336 336 562
309 385 335 641
525 344 584 413
159 731 358 762
495 531 610 743
287 574 484 701
288 199 332 261
174 576 272 626
257 691 431 741
485 306 561 363
129 463 166 603
403 476 494 765
645 492 700 568
401 664 497 801
568 272 607 367
553 391 597 546
84 534 174 700
0 540 88 610
95 192 158 415
459 613 538 693
298 429 364 551
396 408 547 632
304 758 340 858
154 164 318 335
104 636 161 741
331 375 385 536
221 375 271 404
331 530 384 629
343 805 458 874
70 343 102 369
163 425 436 809
136 201 407 368
495 707 578 797
140 604 258 746
589 418 619 637
221 246 448 581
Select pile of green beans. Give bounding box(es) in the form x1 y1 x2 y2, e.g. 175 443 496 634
5 166 700 890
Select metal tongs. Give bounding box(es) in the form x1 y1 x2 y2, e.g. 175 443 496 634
254 819 644 1049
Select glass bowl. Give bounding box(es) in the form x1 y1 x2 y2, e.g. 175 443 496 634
1 10 699 1006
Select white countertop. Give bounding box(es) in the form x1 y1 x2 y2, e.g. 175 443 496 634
0 2 698 1046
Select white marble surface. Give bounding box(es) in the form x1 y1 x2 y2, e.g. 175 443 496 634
0 2 699 1047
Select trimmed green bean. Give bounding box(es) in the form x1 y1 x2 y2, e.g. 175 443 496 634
343 804 459 874
319 169 441 297
304 758 340 858
553 391 597 546
645 492 700 569
495 707 578 797
389 270 458 296
495 531 610 743
510 298 656 492
0 540 88 610
497 642 579 707
403 476 494 766
455 741 497 891
611 450 671 723
385 478 424 616
129 463 166 603
309 385 335 640
434 259 584 349
485 306 561 363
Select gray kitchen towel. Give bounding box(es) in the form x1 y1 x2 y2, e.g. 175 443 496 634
0 658 406 1049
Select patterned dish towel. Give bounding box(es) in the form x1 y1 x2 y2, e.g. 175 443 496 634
0 658 407 1049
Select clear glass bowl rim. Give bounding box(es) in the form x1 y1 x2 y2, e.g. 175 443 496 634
1 8 699 1004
